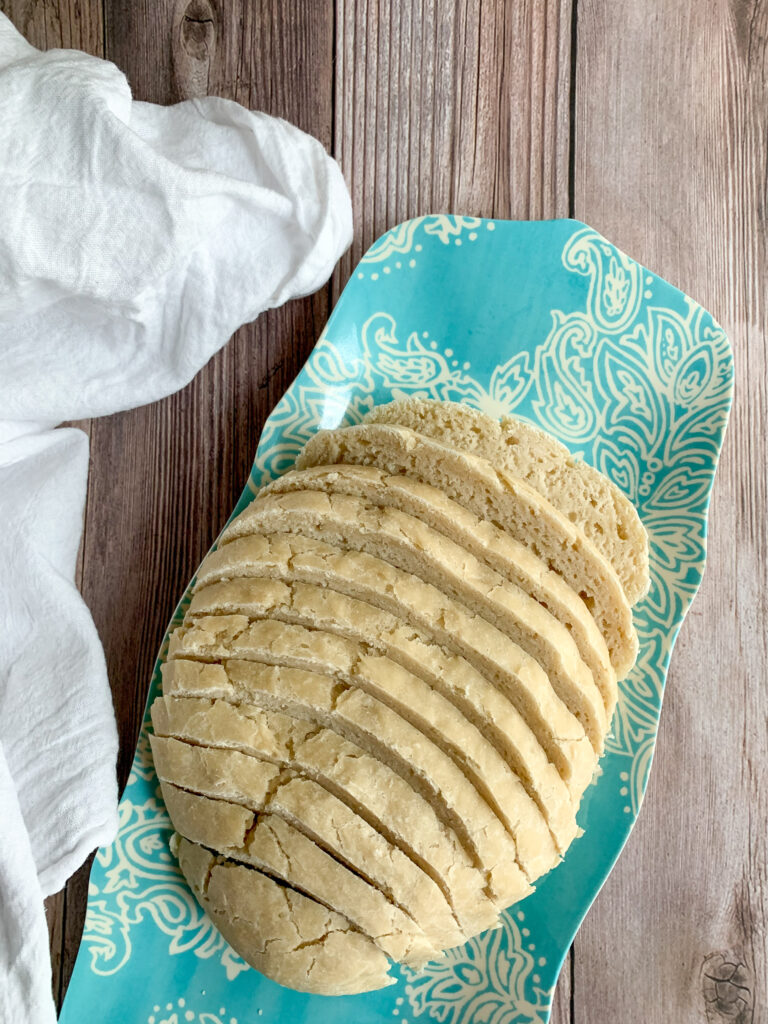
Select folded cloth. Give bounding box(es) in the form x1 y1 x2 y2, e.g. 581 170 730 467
0 12 352 1023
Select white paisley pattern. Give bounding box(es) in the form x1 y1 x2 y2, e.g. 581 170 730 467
145 996 239 1024
404 911 550 1024
68 217 731 1024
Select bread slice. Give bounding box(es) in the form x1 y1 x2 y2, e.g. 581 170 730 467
174 835 394 995
217 490 607 751
364 398 649 603
152 696 497 936
295 423 637 677
261 463 616 716
156 698 464 949
251 814 440 965
188 540 597 798
151 733 281 810
169 615 577 856
157 668 313 762
163 657 530 908
161 778 255 848
164 642 560 882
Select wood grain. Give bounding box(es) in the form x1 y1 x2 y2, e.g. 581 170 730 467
574 0 768 1020
332 0 572 293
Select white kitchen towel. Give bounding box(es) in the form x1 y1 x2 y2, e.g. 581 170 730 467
0 11 352 1023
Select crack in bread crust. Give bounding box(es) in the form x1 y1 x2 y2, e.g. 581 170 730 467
175 835 395 995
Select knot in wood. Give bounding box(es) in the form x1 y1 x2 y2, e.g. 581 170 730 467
701 951 754 1023
172 0 217 99
181 0 215 60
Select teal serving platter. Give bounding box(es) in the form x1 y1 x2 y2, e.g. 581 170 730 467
60 216 733 1024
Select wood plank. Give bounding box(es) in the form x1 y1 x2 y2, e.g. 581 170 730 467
333 4 575 1017
0 2 105 1010
550 953 573 1024
49 0 333 1005
574 1 767 1020
1 0 102 51
332 0 572 293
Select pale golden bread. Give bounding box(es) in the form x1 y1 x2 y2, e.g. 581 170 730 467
157 696 463 949
161 662 527 906
189 539 597 798
169 613 578 855
163 644 560 881
174 835 395 995
161 753 441 968
364 398 650 603
153 401 646 994
154 677 497 937
218 488 608 751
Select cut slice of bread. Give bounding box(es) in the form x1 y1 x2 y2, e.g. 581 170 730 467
262 463 617 717
365 398 650 603
164 644 559 882
152 695 497 937
169 614 578 856
151 733 281 810
189 540 597 798
157 698 464 950
161 779 255 849
238 812 439 966
218 490 607 751
175 836 395 995
295 423 637 677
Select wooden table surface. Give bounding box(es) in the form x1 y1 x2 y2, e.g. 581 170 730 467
3 1 766 1020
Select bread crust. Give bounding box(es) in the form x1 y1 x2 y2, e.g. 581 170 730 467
175 836 395 995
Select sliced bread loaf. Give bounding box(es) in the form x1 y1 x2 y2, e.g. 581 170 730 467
153 683 497 936
156 739 438 966
262 463 617 717
189 538 597 797
169 613 578 856
166 658 529 908
164 640 560 881
156 696 464 950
